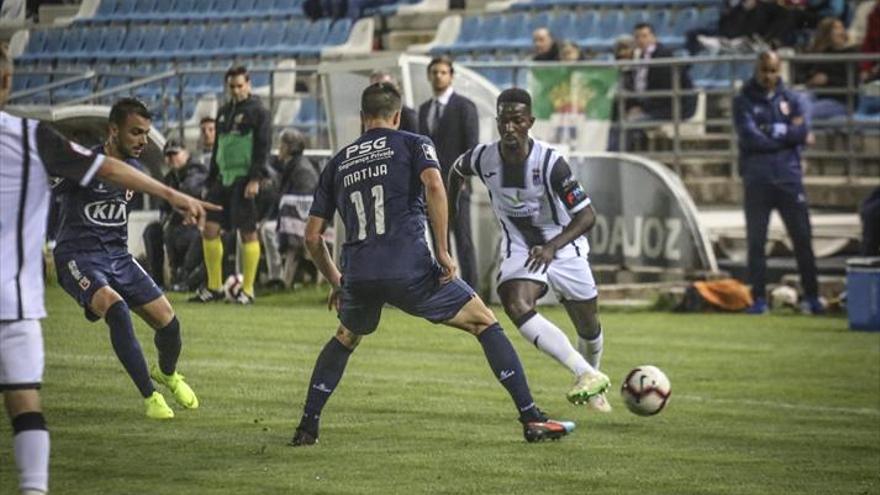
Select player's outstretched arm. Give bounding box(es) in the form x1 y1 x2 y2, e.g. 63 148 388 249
526 205 596 273
446 161 465 223
96 156 221 231
304 215 342 307
422 167 456 283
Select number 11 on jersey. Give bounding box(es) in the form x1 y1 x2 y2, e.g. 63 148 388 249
349 185 385 240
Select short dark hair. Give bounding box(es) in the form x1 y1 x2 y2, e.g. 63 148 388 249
361 82 402 119
225 65 249 82
634 22 654 34
427 56 454 75
199 116 215 125
497 88 532 109
109 97 151 127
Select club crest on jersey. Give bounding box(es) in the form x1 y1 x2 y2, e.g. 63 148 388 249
532 167 542 186
422 143 438 163
84 200 128 226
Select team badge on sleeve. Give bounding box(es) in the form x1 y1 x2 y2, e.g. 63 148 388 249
422 143 438 163
560 178 588 210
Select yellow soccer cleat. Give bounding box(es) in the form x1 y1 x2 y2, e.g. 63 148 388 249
144 391 174 420
151 365 199 409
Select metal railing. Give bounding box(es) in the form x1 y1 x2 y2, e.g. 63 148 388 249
461 52 880 179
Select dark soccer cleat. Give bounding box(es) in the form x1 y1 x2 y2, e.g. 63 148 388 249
188 287 223 303
522 410 575 443
289 428 318 447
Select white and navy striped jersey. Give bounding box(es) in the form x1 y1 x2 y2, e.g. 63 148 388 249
0 111 105 321
452 139 591 258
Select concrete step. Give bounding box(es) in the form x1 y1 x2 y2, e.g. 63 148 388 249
386 11 453 31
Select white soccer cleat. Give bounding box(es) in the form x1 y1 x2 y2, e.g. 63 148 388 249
586 392 612 413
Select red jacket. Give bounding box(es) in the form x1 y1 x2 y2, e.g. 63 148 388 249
861 4 880 74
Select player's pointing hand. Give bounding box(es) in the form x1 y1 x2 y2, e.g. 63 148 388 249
168 190 222 232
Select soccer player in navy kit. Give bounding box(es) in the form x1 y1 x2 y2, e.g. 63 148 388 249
289 82 574 446
54 99 200 420
1 49 216 494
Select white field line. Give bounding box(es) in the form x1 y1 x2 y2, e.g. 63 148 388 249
49 352 880 417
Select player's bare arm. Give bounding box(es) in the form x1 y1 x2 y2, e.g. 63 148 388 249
446 158 466 224
526 205 596 273
422 167 456 283
304 215 342 309
96 156 221 231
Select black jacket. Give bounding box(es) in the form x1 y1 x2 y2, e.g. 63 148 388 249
417 91 479 179
208 94 271 186
400 105 419 134
638 44 697 120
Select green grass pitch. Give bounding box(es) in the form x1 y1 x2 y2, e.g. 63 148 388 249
1 286 878 494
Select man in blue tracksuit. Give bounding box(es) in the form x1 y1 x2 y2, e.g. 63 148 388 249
733 51 823 315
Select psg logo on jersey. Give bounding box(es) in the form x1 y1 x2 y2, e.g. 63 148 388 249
532 167 542 186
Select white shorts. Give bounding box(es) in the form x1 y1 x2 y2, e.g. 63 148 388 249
0 320 45 389
496 252 598 302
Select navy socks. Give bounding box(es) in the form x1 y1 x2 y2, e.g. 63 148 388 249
477 323 540 423
154 316 182 376
105 300 154 398
298 337 353 436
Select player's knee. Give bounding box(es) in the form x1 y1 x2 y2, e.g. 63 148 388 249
334 326 361 350
202 222 221 240
461 298 497 335
576 314 602 340
90 288 124 318
3 389 41 418
501 297 534 322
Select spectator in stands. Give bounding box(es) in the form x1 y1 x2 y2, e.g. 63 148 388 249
559 41 584 62
733 51 823 315
418 56 479 290
859 0 880 82
192 65 271 305
532 28 560 61
143 138 209 291
861 187 880 255
198 117 216 166
608 35 637 151
369 70 418 133
689 0 802 54
273 129 320 288
799 17 859 121
621 23 697 149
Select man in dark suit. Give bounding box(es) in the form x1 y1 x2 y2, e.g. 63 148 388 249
369 70 418 134
418 56 479 290
631 22 697 122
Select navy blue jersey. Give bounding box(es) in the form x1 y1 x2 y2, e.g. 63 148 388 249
53 145 143 255
310 128 441 281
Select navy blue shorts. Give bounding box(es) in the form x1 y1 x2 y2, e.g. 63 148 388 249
339 266 476 335
56 249 163 321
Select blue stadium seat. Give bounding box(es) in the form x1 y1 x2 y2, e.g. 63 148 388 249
141 0 175 21
492 12 528 51
268 18 307 56
115 25 146 58
258 20 286 54
271 0 303 16
691 61 731 89
132 0 159 17
581 10 622 51
323 18 352 46
291 19 331 57
172 23 205 58
232 22 266 56
19 30 49 61
467 14 505 52
207 23 246 57
93 26 127 61
548 11 576 44
90 0 119 21
57 28 88 61
136 25 165 60
151 25 186 60
434 15 481 54
207 0 237 19
572 11 599 49
622 10 649 34
67 26 106 61
232 0 258 19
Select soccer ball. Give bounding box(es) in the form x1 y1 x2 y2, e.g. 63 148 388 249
223 273 244 302
770 285 799 309
620 365 671 416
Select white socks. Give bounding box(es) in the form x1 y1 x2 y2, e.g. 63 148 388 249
517 312 595 377
577 331 604 371
15 429 49 494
